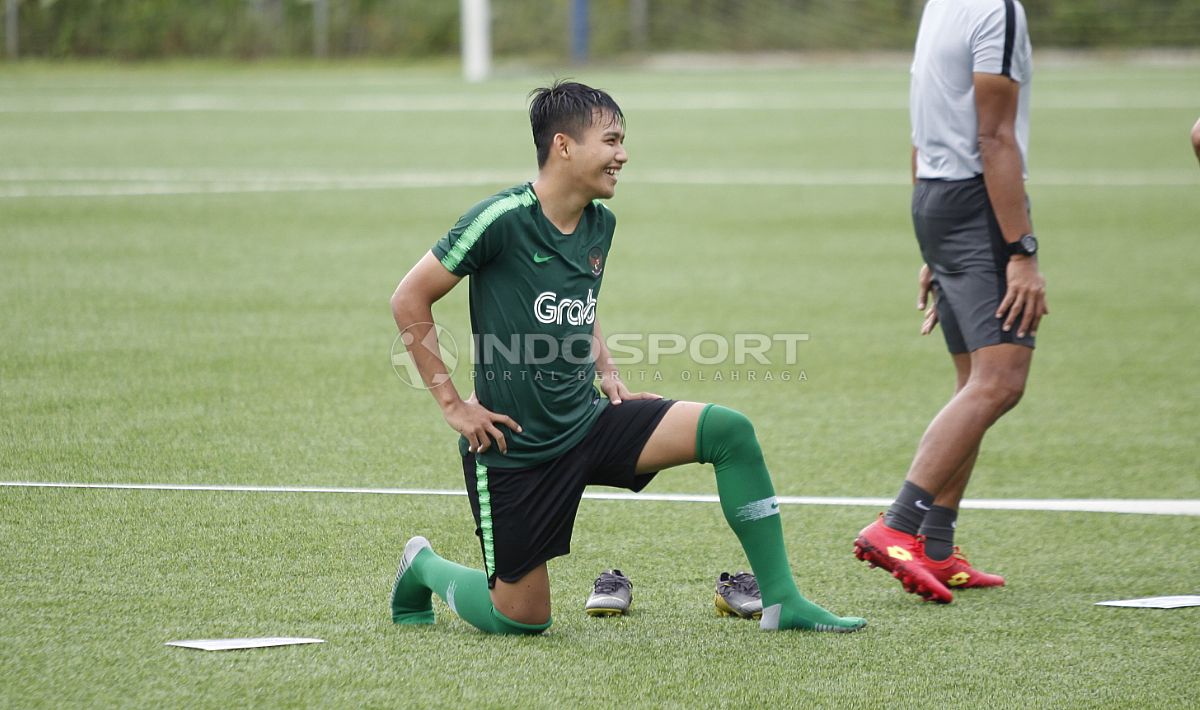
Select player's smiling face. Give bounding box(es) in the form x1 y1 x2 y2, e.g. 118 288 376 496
571 109 627 199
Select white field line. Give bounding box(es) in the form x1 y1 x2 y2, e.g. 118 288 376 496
0 94 1195 113
2 481 1197 516
0 168 1194 199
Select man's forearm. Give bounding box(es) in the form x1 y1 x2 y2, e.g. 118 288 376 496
978 134 1033 243
392 301 464 411
592 320 620 380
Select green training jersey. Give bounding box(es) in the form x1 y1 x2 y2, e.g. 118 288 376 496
432 182 614 468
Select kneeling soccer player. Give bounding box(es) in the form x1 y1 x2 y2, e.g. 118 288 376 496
388 80 865 635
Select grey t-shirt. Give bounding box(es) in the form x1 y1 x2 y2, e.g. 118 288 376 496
910 0 1032 180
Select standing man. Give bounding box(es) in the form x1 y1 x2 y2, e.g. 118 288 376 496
389 81 866 634
853 0 1048 603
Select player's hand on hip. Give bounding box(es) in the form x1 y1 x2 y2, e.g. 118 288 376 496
997 256 1049 338
599 373 661 405
917 263 939 335
443 394 522 455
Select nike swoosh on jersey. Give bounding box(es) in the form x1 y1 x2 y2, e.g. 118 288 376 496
532 252 555 263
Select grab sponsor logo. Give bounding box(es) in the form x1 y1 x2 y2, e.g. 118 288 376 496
534 289 597 326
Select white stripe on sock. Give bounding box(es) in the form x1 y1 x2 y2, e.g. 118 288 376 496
736 496 781 522
759 603 782 631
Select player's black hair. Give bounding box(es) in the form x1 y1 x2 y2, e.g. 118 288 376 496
528 80 624 168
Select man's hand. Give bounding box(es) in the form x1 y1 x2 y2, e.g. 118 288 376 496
917 263 939 335
598 372 661 406
996 256 1048 338
443 394 522 455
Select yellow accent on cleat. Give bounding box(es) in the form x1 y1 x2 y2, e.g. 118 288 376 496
715 591 763 620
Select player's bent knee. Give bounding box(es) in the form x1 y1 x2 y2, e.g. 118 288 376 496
972 379 1025 415
490 607 552 635
696 404 763 465
998 381 1025 413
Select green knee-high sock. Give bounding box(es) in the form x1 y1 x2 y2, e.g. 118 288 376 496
697 405 794 606
413 549 550 635
697 404 865 632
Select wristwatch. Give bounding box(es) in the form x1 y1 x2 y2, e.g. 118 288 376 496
1005 233 1038 257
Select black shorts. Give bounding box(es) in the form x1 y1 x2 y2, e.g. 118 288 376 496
462 398 677 587
913 176 1036 354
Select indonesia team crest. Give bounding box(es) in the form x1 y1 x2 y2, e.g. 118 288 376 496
588 247 604 277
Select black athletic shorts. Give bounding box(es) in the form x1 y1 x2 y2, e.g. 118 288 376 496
912 175 1036 354
462 398 677 587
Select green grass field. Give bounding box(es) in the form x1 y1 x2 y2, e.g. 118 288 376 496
2 58 1198 708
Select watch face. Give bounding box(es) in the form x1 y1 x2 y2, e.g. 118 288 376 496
1020 234 1038 254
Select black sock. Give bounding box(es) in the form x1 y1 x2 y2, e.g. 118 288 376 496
883 481 933 536
919 505 958 561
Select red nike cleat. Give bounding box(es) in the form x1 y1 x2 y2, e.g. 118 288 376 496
923 548 1005 589
854 514 953 604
